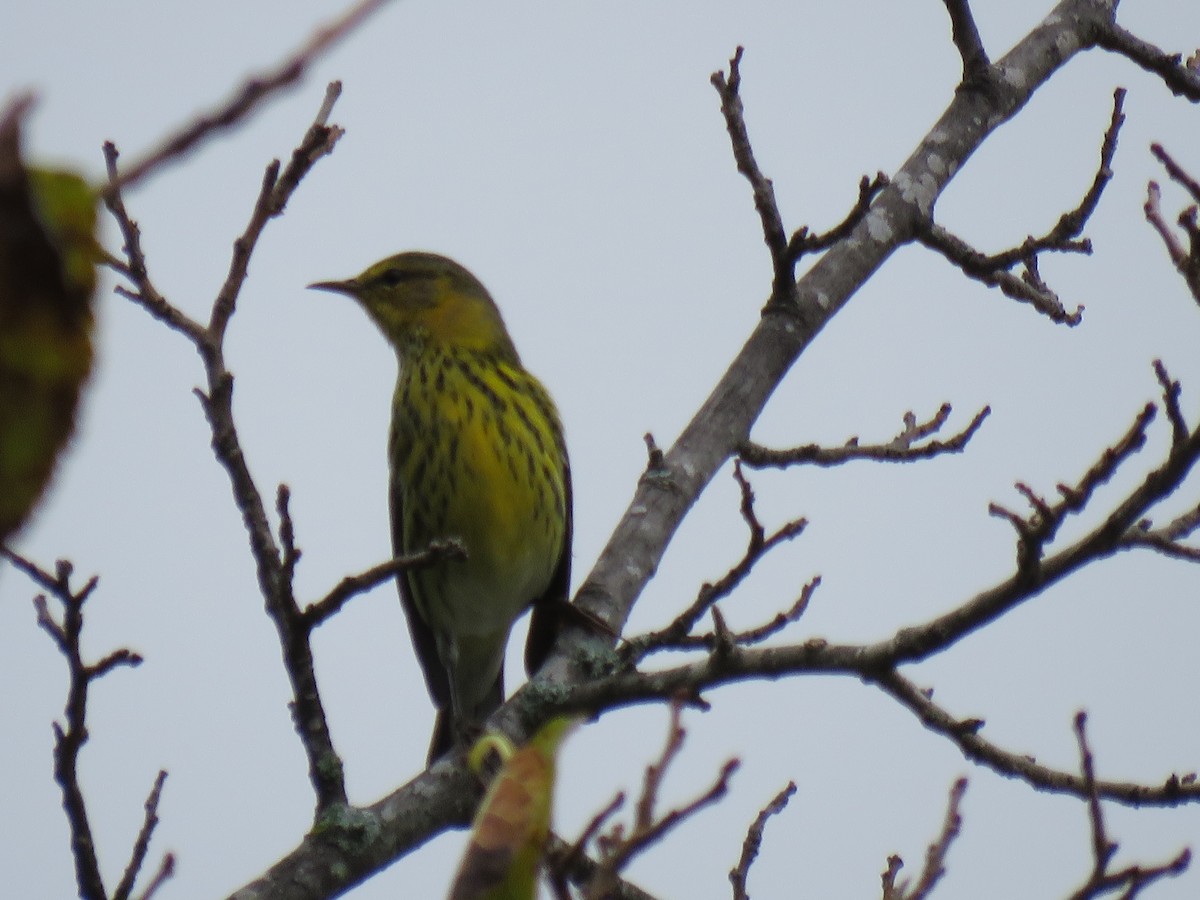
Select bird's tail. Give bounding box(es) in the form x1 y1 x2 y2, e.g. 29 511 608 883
426 669 505 766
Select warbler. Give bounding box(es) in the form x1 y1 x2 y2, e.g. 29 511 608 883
310 252 571 763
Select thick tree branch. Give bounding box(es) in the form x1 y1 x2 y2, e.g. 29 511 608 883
560 1 1128 679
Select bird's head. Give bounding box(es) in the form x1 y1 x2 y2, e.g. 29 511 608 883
309 251 518 359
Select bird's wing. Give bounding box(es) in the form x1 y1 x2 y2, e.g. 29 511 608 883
524 452 572 676
390 462 452 712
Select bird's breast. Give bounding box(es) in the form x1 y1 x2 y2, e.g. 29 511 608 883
394 349 567 634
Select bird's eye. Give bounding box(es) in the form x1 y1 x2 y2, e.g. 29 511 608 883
379 268 408 286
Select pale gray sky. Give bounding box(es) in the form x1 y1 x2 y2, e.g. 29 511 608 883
2 2 1199 898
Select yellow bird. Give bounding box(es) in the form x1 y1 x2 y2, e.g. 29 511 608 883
311 253 571 763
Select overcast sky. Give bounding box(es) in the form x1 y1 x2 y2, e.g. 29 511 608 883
3 2 1200 898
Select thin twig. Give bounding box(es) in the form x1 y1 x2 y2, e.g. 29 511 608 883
740 404 990 469
107 86 350 813
916 88 1126 326
786 174 889 259
1145 145 1200 304
544 831 660 900
988 403 1156 574
1066 712 1192 899
2 551 148 900
906 778 968 900
869 671 1198 808
584 703 740 898
621 465 807 660
102 144 208 345
113 771 170 900
710 47 791 304
729 781 796 900
1093 23 1200 100
302 539 467 626
941 0 990 83
101 0 389 193
132 854 176 900
881 778 967 900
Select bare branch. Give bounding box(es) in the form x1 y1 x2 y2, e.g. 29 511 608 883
1066 713 1192 899
113 771 169 900
102 144 208 345
132 854 176 900
917 221 1085 324
1151 143 1200 205
740 404 990 469
786 173 890 259
302 539 467 627
882 778 968 900
563 646 1200 811
941 0 990 83
1093 24 1200 100
988 402 1155 573
916 88 1125 326
729 782 796 900
870 672 1199 809
277 484 301 593
547 794 670 899
544 831 660 900
620 465 808 660
562 367 1200 809
710 47 792 305
728 576 819 647
583 704 740 897
101 0 389 193
1154 359 1190 449
209 86 344 340
2 551 156 900
907 778 967 900
107 86 350 814
1145 145 1200 304
710 48 888 305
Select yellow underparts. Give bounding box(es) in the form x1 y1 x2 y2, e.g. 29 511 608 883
394 343 566 667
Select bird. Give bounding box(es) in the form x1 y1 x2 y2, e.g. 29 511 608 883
310 252 571 764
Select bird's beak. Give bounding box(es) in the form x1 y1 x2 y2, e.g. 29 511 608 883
307 279 356 296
